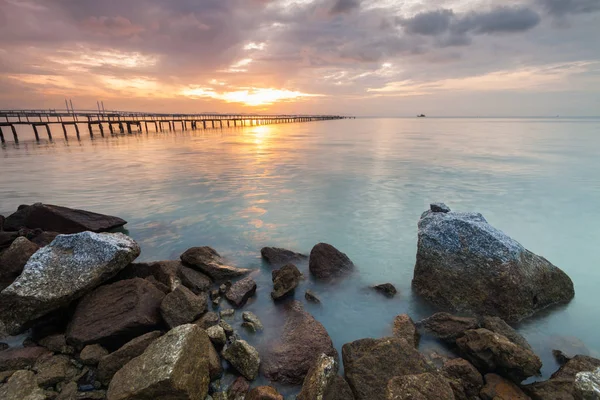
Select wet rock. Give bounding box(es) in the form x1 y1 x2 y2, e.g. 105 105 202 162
207 342 223 381
67 278 164 349
393 314 419 347
220 309 235 318
225 276 257 308
261 247 307 266
242 312 263 331
195 311 220 329
263 301 337 385
342 337 434 400
522 355 600 400
480 373 530 400
430 203 451 213
222 339 260 380
57 381 106 400
178 265 212 294
416 313 479 343
271 264 302 300
386 372 455 400
180 247 250 281
160 285 208 328
575 367 600 400
114 260 180 291
456 328 542 383
553 349 571 366
548 335 592 359
207 325 227 347
305 290 321 304
219 283 229 294
373 283 397 298
480 316 532 351
0 237 39 291
325 376 356 400
297 353 337 400
218 320 234 337
0 369 46 400
443 358 483 400
0 232 140 335
79 344 108 366
4 203 127 234
97 330 161 385
107 324 210 400
0 346 50 371
242 322 257 333
228 376 249 400
412 208 574 322
309 243 354 280
35 354 78 388
246 386 284 400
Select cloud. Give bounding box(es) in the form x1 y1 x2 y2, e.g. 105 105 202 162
330 0 360 15
399 9 454 36
536 0 600 16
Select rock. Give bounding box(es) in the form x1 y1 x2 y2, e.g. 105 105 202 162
372 283 397 298
553 349 571 366
0 369 15 382
242 322 257 333
522 355 600 400
386 372 455 400
218 320 234 337
115 260 181 291
0 346 50 371
443 358 483 400
0 237 39 291
219 283 229 294
220 309 235 318
207 325 227 347
96 330 161 385
456 329 542 383
0 231 18 249
207 342 223 381
79 344 108 366
180 247 251 281
0 342 8 351
38 334 74 355
393 315 419 347
228 376 249 399
178 265 212 294
412 209 575 322
160 285 208 328
0 370 46 400
342 337 434 400
29 231 59 247
212 296 220 307
34 354 78 388
480 373 530 400
297 353 338 400
67 278 164 349
263 301 337 385
107 324 210 400
325 376 356 400
3 203 127 234
261 247 307 266
225 277 257 308
242 312 263 331
417 313 479 343
309 243 354 280
195 311 220 329
222 339 260 380
575 367 600 400
480 316 532 351
247 386 284 400
305 290 321 304
271 264 302 300
0 215 4 231
430 203 451 213
0 232 140 335
548 335 592 359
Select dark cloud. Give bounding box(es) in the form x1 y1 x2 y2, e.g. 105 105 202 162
536 0 600 16
399 9 454 36
330 0 360 15
458 6 541 34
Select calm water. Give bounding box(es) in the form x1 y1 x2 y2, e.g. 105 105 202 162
1 117 600 387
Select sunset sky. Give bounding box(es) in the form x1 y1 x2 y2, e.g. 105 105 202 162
0 0 598 116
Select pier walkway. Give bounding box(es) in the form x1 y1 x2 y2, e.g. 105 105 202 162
0 110 349 143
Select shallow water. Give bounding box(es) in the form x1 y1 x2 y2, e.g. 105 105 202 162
1 117 600 389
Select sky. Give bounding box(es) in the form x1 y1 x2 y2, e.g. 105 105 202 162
0 0 599 116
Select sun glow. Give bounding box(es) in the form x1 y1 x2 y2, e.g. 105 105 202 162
181 87 317 106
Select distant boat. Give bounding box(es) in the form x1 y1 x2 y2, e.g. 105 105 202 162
417 114 426 118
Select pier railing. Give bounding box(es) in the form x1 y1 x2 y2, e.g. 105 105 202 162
0 110 350 143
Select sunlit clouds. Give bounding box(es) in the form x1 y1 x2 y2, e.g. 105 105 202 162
181 87 319 106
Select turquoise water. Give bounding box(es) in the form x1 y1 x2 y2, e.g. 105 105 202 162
1 118 600 386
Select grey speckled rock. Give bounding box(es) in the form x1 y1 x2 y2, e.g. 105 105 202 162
412 209 574 322
297 353 338 400
222 339 260 381
0 370 47 400
386 373 455 400
0 232 140 335
575 367 600 399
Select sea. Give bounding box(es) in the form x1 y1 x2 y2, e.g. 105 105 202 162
1 117 599 391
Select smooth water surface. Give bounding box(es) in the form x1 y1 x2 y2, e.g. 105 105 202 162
1 117 600 386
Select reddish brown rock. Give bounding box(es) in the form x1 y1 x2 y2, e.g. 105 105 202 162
114 260 181 291
160 285 208 328
443 358 483 400
228 376 250 399
178 265 212 294
0 237 39 291
480 373 530 400
0 346 50 371
393 314 419 347
309 243 354 280
271 264 302 300
246 386 284 400
416 313 479 343
67 278 164 349
261 247 307 266
386 372 455 400
181 246 250 281
225 276 257 308
79 344 108 366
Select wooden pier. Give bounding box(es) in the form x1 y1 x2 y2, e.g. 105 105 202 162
0 110 349 143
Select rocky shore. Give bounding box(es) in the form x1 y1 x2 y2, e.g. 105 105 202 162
0 202 598 400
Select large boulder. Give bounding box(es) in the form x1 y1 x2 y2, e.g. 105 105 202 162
271 264 302 300
263 301 337 385
480 373 531 400
180 246 251 281
412 208 574 322
107 324 210 400
0 237 39 291
66 278 164 349
160 285 208 328
309 243 354 280
297 353 338 400
222 339 261 381
97 331 162 385
386 373 456 400
3 203 127 234
342 337 434 400
0 232 140 335
261 247 307 265
456 328 542 383
225 276 257 308
0 370 47 400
